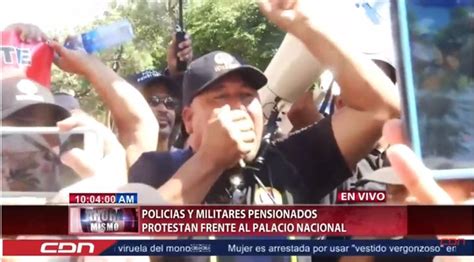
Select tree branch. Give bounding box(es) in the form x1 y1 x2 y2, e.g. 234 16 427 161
76 88 92 98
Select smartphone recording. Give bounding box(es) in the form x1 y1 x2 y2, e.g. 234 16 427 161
1 127 102 193
394 0 474 179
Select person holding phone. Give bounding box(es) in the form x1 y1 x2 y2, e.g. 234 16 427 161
3 22 157 168
1 72 72 192
3 24 177 194
1 71 127 193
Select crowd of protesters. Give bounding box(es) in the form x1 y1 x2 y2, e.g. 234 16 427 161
1 0 473 262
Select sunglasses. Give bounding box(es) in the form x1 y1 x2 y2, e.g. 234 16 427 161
148 96 178 110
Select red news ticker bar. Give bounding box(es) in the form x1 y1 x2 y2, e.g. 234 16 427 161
336 191 387 203
1 206 472 236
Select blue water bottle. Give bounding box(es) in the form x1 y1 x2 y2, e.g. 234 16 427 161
64 20 134 54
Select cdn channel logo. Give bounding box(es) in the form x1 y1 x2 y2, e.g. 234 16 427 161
40 242 94 254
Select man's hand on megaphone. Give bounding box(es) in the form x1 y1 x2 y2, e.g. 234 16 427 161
198 105 257 170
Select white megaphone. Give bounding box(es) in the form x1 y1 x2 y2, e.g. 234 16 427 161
259 0 395 134
259 33 325 134
258 0 349 118
259 33 324 118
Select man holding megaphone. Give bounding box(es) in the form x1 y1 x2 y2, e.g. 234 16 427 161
130 0 400 205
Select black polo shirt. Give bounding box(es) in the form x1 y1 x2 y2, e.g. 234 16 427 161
130 117 356 262
129 117 353 204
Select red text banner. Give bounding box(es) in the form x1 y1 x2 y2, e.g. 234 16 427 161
1 205 472 236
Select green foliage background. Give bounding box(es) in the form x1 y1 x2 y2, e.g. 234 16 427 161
49 0 284 122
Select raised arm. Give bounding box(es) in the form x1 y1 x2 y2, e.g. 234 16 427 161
49 41 159 167
260 0 400 168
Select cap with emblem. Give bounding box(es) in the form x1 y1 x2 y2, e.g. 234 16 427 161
1 74 70 123
182 51 267 106
127 69 179 98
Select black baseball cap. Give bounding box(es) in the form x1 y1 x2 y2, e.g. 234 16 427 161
1 75 70 123
54 91 81 111
127 69 179 98
182 51 267 106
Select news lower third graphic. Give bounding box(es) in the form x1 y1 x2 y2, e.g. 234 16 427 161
69 207 139 234
2 205 471 237
1 205 473 257
2 239 473 256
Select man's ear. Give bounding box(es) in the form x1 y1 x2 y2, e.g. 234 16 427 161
182 106 193 134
